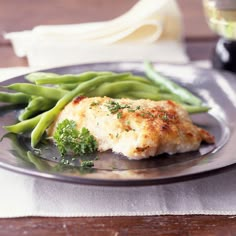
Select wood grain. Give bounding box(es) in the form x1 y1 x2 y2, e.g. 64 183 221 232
0 45 27 67
178 0 216 40
0 216 236 236
0 0 136 44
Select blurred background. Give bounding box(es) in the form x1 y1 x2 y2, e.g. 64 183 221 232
0 0 217 67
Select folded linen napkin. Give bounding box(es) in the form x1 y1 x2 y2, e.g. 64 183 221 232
5 0 188 67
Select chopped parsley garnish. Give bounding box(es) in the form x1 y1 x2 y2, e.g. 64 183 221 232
128 108 136 112
161 113 169 121
105 100 143 119
140 111 155 118
80 160 94 168
53 119 98 156
106 101 130 114
60 158 70 165
117 111 122 119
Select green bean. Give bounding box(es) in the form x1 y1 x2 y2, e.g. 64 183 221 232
115 91 183 103
0 92 30 104
31 73 130 147
25 72 59 83
144 61 202 105
119 92 209 113
86 80 159 97
110 92 209 113
113 93 136 99
4 114 42 134
181 104 210 114
27 71 114 85
4 83 67 100
58 83 80 91
70 73 133 96
124 75 152 84
19 97 56 121
36 74 151 92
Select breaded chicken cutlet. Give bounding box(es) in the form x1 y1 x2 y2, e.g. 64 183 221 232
48 96 214 160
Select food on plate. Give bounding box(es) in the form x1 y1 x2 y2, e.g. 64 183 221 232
48 97 215 160
52 119 98 157
1 62 214 162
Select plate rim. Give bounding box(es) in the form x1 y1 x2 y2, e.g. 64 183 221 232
0 61 235 186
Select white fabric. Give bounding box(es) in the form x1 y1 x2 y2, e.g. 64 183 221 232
4 0 187 67
1 166 236 217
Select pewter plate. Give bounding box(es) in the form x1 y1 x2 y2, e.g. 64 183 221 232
0 62 235 186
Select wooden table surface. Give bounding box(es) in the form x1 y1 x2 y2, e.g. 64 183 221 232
0 1 235 236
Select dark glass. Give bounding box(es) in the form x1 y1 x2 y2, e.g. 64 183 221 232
212 38 236 73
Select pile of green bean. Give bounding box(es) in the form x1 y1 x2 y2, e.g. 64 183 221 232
0 62 209 148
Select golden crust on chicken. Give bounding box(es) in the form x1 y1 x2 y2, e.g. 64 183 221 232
48 97 215 160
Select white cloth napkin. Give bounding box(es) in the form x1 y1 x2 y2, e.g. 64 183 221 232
4 0 188 67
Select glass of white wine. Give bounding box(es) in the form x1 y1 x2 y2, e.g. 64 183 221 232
203 0 236 73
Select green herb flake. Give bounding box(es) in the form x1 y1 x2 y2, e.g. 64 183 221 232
60 158 70 165
147 112 155 118
117 111 122 119
53 119 98 157
128 108 135 112
80 160 94 168
139 111 155 118
106 101 130 114
161 113 169 121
